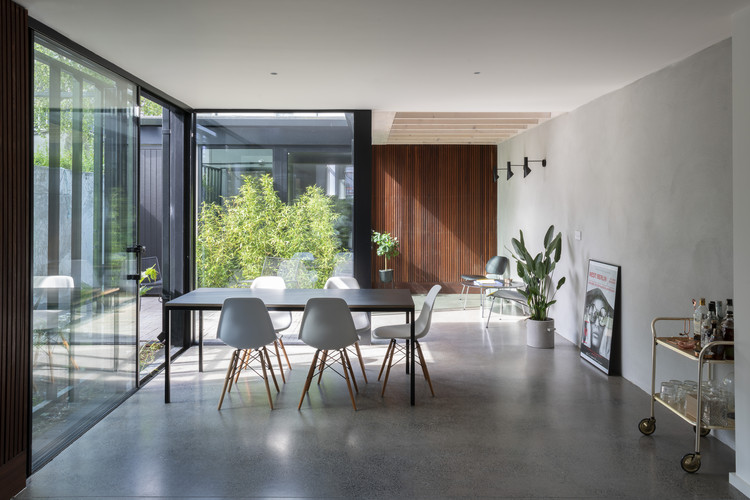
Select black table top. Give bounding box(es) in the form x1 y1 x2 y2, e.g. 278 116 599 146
165 287 415 312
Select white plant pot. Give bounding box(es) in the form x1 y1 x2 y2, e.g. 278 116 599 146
527 318 555 349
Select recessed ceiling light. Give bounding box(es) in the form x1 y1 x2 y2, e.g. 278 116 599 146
474 71 481 75
270 72 278 76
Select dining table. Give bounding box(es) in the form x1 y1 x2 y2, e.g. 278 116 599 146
162 287 418 404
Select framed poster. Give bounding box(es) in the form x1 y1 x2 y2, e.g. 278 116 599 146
580 260 619 374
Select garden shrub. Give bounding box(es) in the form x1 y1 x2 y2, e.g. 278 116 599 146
197 174 342 288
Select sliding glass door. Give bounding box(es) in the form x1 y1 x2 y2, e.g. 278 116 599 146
32 35 139 468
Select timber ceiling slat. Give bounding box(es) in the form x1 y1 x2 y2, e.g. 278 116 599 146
385 111 552 145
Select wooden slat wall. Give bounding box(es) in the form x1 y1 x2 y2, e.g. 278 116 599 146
0 1 30 498
372 145 497 293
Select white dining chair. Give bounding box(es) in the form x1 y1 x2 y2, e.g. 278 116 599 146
246 275 293 382
372 284 441 397
323 276 370 383
33 275 77 382
297 298 360 410
217 297 279 410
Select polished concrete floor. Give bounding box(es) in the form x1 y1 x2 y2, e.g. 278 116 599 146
16 297 746 499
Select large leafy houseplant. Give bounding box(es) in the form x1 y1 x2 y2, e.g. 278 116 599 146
510 225 566 321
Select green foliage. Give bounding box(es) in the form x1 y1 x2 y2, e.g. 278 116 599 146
197 174 342 288
140 97 162 118
139 264 159 296
139 341 163 371
33 44 121 173
509 225 566 321
371 231 400 270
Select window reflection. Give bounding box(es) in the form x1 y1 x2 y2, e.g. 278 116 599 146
32 35 138 469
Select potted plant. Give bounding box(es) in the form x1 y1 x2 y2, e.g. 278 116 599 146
509 225 566 348
372 230 400 284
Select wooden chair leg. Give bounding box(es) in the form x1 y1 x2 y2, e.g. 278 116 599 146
298 350 321 410
278 337 292 370
60 336 79 370
378 339 395 381
259 349 274 410
381 340 397 397
317 350 328 385
415 341 435 397
340 349 358 411
273 340 286 383
353 342 368 383
342 349 359 394
233 349 250 387
218 350 238 410
263 346 280 393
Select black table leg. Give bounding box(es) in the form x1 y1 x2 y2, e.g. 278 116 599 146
410 309 415 406
405 311 410 375
164 308 170 403
199 310 204 372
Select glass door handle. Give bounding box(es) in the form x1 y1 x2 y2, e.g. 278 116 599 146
126 244 146 280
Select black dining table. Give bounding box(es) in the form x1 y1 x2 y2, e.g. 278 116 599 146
162 287 418 404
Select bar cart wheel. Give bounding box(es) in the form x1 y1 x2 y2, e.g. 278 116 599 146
638 417 656 435
681 453 701 473
693 425 710 437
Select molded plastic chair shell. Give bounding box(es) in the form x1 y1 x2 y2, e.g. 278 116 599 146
251 276 293 332
216 298 279 410
34 275 75 290
372 285 441 397
216 298 278 350
373 284 441 341
247 277 293 381
323 277 370 331
298 298 358 350
485 256 509 277
323 276 370 382
297 298 361 410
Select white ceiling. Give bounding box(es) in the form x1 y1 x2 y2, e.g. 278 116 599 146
18 0 750 142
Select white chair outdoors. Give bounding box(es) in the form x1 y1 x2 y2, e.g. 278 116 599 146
33 275 77 381
216 297 279 410
292 252 318 287
332 252 354 276
260 257 301 287
372 284 441 397
324 276 370 382
247 276 292 382
297 298 360 410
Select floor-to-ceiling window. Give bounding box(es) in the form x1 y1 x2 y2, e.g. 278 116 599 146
32 34 139 469
195 112 356 289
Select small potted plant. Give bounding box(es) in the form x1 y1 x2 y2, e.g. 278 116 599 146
509 225 566 348
372 230 400 284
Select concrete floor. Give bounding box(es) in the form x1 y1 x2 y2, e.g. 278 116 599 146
15 299 746 499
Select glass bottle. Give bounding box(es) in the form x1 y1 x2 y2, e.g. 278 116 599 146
701 301 717 359
721 299 734 360
693 298 707 347
716 300 724 321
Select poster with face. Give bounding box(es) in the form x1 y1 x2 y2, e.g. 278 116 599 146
580 260 619 374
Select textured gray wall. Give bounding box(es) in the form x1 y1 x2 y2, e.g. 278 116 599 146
497 40 734 442
731 5 750 493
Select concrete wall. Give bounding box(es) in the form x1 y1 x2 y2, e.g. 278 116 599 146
497 40 736 442
33 166 95 285
731 6 750 496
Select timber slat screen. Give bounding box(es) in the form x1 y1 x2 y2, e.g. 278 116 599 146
0 1 31 498
371 145 497 293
